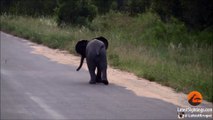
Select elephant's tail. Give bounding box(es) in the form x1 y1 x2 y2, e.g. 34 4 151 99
96 44 105 56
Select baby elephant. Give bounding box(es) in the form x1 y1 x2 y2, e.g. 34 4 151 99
75 36 109 85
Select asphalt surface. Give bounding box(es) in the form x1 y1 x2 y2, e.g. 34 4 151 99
1 32 178 119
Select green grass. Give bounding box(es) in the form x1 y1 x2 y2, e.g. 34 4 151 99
1 12 212 102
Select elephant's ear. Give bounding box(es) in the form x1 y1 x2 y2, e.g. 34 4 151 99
95 36 108 50
75 40 88 57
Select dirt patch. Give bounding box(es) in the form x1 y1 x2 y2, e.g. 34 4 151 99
28 41 212 108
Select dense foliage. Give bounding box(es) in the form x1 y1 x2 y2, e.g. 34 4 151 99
1 0 213 29
0 0 57 16
55 0 97 26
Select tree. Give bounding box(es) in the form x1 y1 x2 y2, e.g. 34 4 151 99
180 0 213 29
92 0 114 14
0 0 57 16
130 0 151 15
56 0 97 26
151 0 181 21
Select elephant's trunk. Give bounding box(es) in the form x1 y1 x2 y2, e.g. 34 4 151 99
76 56 84 71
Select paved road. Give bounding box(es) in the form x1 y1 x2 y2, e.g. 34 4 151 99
1 32 177 119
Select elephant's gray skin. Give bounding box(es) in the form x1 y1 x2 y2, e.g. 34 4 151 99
75 36 109 85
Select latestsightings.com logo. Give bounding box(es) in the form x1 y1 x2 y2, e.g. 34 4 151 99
187 91 202 106
177 91 212 119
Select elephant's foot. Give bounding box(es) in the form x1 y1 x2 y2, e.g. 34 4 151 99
96 80 102 83
89 80 96 84
96 78 102 83
102 80 109 85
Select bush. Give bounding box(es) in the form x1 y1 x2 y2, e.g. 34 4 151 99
0 0 57 16
56 0 97 26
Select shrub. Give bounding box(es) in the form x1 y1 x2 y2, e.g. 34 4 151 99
56 0 97 26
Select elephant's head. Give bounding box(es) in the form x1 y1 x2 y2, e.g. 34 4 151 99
94 36 108 49
75 40 88 71
75 37 108 71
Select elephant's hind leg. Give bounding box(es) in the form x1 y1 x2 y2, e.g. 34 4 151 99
87 60 96 84
99 49 109 85
101 68 108 85
96 67 102 83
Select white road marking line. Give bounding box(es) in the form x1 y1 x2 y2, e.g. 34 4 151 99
26 92 65 119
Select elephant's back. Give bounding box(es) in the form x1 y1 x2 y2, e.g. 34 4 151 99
86 39 105 56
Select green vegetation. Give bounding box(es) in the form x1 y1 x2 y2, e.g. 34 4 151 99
55 0 97 26
1 12 212 102
1 0 213 30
